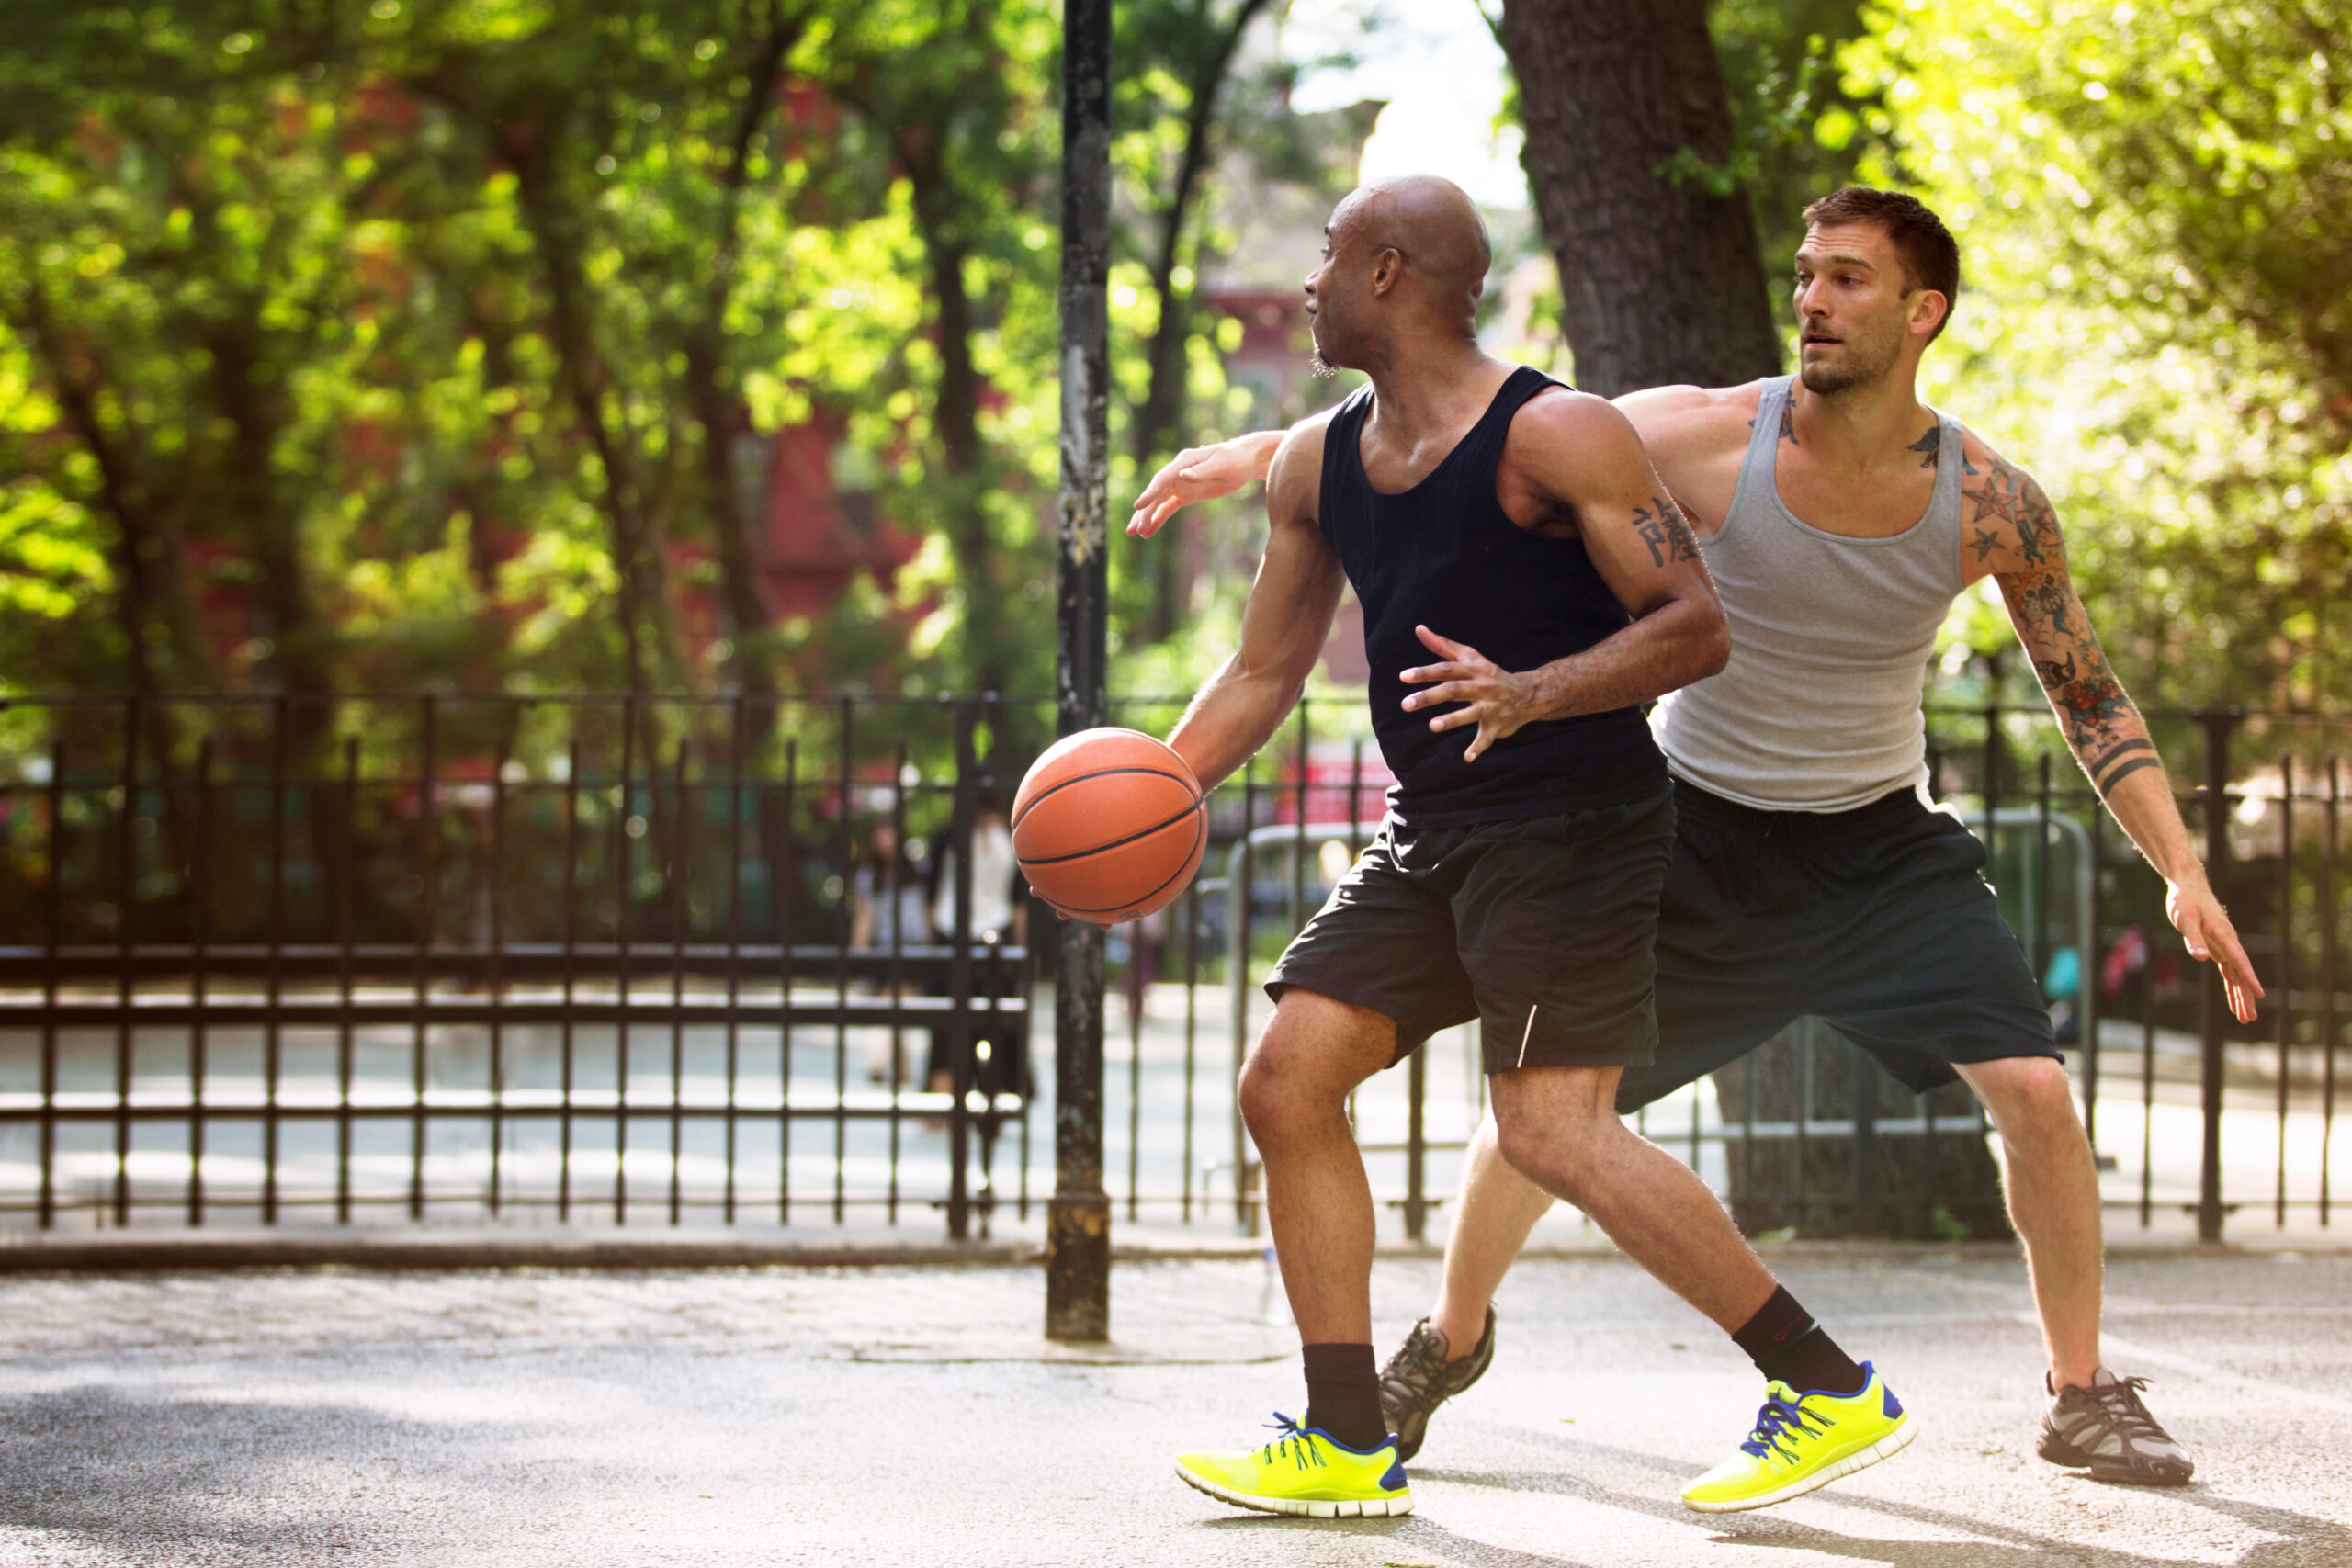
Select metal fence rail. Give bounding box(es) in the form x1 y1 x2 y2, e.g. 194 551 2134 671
0 691 2343 1243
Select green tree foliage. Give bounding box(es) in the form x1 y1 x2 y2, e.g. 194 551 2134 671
1709 0 1887 324
1851 0 2352 710
0 0 1332 743
0 2 369 747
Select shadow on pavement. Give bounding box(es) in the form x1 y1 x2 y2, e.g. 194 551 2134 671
1200 1510 1600 1568
0 1383 543 1561
1431 1418 2352 1568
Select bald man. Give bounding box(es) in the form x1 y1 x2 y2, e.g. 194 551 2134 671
1163 176 1914 1521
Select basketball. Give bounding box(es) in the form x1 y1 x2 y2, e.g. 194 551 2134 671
1012 728 1206 926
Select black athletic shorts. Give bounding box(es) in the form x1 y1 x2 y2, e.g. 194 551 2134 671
1265 782 1676 1074
1614 779 2060 1112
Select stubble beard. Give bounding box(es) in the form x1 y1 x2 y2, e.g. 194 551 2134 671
1798 327 1902 397
1307 312 1344 378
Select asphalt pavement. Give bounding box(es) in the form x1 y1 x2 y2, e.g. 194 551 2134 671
0 1246 2346 1566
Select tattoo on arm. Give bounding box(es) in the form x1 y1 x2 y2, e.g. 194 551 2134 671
2029 612 2154 794
2095 754 2164 795
2086 737 2161 795
1987 455 2170 801
1968 456 2058 567
1632 495 1701 567
2016 574 2077 640
2053 672 2129 739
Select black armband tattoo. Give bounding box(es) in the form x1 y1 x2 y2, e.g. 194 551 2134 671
2086 737 2158 776
2094 754 2164 797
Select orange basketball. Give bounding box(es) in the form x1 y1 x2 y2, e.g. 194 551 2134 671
1012 728 1206 926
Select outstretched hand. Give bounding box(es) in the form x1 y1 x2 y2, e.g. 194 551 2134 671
1399 625 1539 763
1128 440 1261 538
2166 878 2264 1023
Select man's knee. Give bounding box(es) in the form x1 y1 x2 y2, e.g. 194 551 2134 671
1238 992 1392 1142
1488 1068 1617 1198
1962 1055 2083 1143
1237 1046 1310 1142
1492 1117 1596 1200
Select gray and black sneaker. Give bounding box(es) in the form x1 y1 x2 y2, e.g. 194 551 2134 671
2038 1368 2194 1485
1378 1306 1497 1461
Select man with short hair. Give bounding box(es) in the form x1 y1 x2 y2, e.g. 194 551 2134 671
1133 186 2260 1489
1156 174 1915 1522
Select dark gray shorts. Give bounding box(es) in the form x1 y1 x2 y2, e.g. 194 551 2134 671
1615 779 2060 1111
1264 784 1676 1074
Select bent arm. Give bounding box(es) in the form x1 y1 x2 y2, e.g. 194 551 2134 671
1166 427 1346 790
1402 396 1728 761
1979 456 2263 1021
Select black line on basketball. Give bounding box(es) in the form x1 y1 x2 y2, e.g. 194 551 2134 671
1012 764 1195 832
1046 811 1206 915
1016 799 1204 868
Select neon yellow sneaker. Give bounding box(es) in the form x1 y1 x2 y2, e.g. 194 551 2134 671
1681 1363 1915 1513
1176 1414 1413 1517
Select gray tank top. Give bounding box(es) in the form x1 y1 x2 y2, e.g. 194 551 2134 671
1657 375 1966 812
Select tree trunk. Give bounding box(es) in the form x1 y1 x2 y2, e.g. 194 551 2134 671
1496 0 1782 396
689 3 804 728
495 112 675 698
15 283 194 794
209 319 335 761
906 153 1008 694
1128 0 1272 645
686 6 807 897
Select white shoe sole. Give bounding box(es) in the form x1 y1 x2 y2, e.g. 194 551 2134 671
1175 1462 1414 1518
1681 1414 1917 1514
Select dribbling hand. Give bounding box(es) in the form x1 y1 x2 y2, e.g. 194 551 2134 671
1127 441 1260 538
1399 625 1538 763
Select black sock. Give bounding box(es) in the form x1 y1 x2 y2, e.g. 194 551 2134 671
1731 1286 1868 1396
1302 1342 1386 1450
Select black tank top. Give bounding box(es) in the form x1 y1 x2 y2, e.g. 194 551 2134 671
1319 365 1667 828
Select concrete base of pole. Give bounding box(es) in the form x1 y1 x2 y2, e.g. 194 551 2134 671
1044 1192 1111 1341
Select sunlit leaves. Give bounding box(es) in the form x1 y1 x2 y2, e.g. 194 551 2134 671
1855 0 2352 708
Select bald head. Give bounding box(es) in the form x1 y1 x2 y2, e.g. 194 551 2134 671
1306 175 1491 371
1337 175 1491 309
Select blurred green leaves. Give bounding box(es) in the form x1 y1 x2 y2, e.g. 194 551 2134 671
1854 0 2352 710
0 0 1321 720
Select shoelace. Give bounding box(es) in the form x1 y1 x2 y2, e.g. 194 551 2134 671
1255 1413 1327 1471
1382 1323 1447 1396
2083 1376 2168 1444
1738 1393 1835 1460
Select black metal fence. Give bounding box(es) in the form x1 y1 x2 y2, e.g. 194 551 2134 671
0 691 2343 1243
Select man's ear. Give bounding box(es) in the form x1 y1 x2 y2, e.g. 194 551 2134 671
1368 245 1405 299
1908 288 1950 338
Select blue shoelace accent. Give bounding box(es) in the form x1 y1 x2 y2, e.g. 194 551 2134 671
1738 1393 1834 1460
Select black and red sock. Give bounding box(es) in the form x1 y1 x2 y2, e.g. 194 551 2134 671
1731 1286 1868 1396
